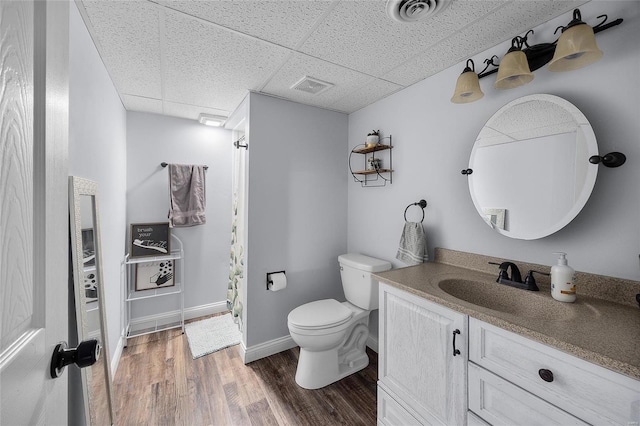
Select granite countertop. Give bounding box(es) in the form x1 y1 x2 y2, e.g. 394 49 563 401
374 258 640 380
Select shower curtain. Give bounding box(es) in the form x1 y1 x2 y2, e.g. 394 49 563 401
227 195 243 329
227 131 245 331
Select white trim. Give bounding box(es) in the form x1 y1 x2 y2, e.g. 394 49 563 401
238 332 378 365
128 301 229 328
111 334 124 379
367 334 378 353
241 335 297 364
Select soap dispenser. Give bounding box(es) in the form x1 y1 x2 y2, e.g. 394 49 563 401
551 252 576 303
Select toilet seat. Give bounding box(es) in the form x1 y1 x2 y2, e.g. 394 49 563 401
288 299 352 330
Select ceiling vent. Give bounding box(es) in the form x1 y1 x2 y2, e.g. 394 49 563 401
386 0 451 23
290 76 334 95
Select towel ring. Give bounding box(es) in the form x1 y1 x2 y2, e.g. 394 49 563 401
404 199 427 223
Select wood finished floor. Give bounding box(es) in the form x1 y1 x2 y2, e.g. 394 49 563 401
113 323 378 425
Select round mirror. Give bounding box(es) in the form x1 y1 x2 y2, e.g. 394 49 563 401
468 94 598 240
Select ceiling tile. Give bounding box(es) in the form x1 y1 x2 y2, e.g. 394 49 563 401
261 52 375 110
80 0 162 98
122 94 164 114
163 101 231 121
157 0 335 49
162 9 292 112
329 78 402 113
299 0 506 77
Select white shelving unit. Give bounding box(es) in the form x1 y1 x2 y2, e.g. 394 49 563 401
123 234 184 346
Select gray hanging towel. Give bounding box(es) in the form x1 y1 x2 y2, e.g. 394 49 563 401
168 164 206 227
396 222 428 265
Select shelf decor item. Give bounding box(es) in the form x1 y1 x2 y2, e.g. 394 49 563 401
135 260 175 291
130 222 171 259
366 130 380 147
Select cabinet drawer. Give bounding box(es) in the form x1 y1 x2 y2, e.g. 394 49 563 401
469 318 640 425
378 385 422 426
469 363 587 425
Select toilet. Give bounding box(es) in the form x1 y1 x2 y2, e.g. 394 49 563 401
287 253 392 389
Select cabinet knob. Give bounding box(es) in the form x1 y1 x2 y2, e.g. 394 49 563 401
538 368 554 382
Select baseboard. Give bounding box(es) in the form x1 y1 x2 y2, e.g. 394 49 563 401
128 301 229 329
240 335 297 364
239 332 378 364
367 334 378 353
111 334 125 379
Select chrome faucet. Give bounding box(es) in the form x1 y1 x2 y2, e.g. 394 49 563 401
489 262 544 291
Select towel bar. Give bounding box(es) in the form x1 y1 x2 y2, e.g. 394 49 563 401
404 199 427 223
161 162 208 170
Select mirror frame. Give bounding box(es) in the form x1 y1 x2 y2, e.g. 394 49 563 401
69 176 116 425
468 94 599 240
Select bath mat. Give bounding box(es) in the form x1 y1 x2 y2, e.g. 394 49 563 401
185 314 241 359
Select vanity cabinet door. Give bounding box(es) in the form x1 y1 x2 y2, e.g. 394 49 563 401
379 283 467 426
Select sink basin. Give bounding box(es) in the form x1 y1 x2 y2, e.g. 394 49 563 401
437 278 576 320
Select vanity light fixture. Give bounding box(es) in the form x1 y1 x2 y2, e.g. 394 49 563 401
494 36 534 90
451 8 622 104
198 113 227 127
450 59 484 104
548 9 603 72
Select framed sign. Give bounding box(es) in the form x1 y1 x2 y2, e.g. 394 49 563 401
135 260 175 291
130 222 171 258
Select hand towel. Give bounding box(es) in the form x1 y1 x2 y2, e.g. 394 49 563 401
396 222 428 265
168 164 206 227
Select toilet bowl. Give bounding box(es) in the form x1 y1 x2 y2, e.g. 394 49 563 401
287 254 391 389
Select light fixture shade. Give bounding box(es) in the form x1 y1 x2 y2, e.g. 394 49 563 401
548 24 602 72
451 70 484 104
494 50 534 90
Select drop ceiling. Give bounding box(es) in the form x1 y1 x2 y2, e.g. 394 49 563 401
77 0 588 121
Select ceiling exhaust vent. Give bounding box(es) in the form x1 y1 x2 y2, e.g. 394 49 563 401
386 0 451 23
290 76 334 95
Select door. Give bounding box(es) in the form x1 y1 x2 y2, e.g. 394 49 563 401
379 283 467 426
0 1 69 424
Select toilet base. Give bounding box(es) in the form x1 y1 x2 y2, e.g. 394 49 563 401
294 323 370 390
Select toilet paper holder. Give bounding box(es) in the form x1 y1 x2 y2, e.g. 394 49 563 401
266 271 286 290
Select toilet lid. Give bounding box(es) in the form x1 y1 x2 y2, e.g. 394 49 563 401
288 299 353 329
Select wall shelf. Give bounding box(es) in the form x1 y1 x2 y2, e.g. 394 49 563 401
123 234 184 346
349 136 393 187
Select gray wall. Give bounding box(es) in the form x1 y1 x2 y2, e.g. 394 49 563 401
126 112 232 319
69 3 127 423
69 1 127 366
245 93 349 347
348 1 640 283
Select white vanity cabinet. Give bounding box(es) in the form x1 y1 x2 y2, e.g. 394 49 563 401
378 283 640 426
378 283 467 425
468 318 640 425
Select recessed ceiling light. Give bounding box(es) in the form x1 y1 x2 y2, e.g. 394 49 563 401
290 76 334 95
198 113 227 127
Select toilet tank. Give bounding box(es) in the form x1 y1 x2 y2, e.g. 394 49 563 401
338 254 392 310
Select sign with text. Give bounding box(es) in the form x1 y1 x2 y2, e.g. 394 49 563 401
130 222 171 258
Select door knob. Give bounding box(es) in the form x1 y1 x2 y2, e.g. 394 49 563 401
50 339 101 378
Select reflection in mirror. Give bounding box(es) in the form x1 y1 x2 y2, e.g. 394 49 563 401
468 94 598 240
69 177 116 425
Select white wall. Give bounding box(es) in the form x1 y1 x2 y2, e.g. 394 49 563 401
126 112 232 319
348 1 640 284
245 93 348 347
69 2 127 366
